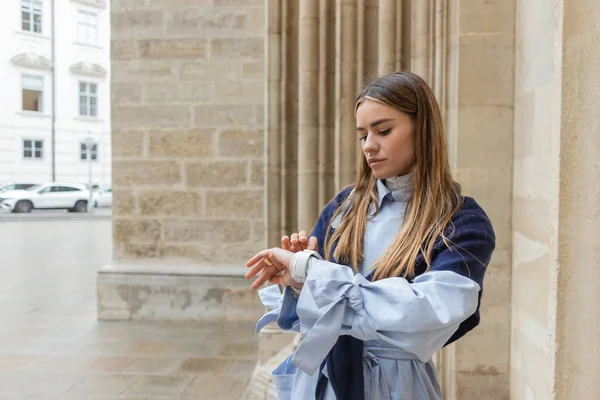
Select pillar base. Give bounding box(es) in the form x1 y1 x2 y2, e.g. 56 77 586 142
96 260 263 322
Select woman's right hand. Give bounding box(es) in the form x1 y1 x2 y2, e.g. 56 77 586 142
282 230 318 253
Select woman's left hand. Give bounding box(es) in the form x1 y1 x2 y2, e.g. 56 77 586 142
245 247 297 289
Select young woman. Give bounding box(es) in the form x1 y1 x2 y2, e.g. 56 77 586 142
245 72 495 400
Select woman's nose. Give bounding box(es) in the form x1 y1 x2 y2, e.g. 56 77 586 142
362 134 378 153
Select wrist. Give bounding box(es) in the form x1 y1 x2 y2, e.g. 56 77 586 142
290 249 322 283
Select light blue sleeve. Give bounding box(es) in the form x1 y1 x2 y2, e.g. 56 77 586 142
255 284 301 333
290 260 480 375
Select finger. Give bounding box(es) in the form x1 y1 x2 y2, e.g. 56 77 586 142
290 232 299 245
246 249 271 267
299 230 308 243
307 236 318 251
252 266 281 289
281 236 291 251
245 260 266 279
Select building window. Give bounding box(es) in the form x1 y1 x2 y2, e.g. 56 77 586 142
80 141 98 161
77 11 98 45
22 75 44 112
22 0 43 34
79 82 98 117
23 139 43 159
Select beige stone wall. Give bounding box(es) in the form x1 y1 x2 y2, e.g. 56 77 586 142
512 1 600 399
442 1 515 398
110 0 265 264
511 1 561 399
554 0 600 398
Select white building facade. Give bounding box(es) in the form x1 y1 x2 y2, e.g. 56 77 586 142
0 0 111 185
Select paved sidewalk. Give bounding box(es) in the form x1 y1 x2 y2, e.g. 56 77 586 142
0 219 258 400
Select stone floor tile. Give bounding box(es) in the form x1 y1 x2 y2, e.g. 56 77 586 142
77 356 136 373
215 341 258 359
7 372 86 395
68 374 137 396
0 354 41 371
121 357 180 374
170 341 220 358
122 375 192 397
181 375 247 400
124 341 180 356
228 359 259 379
172 357 234 375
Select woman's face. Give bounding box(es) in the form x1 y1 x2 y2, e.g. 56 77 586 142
355 99 415 179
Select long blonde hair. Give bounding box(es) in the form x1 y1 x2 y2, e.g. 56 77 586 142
324 72 462 280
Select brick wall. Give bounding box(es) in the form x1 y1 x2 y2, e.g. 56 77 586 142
111 0 265 264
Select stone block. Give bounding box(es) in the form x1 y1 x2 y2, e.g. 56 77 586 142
114 219 162 242
96 283 131 320
162 219 251 242
137 191 203 217
139 39 208 60
250 159 264 186
112 189 136 216
166 8 249 37
457 105 513 169
242 61 264 79
185 161 248 187
112 130 144 158
145 0 214 7
117 242 167 259
112 161 181 185
458 33 515 107
111 83 142 104
254 104 264 125
111 40 139 60
97 263 264 322
112 105 192 128
460 0 515 34
180 61 242 81
163 242 263 263
205 190 263 218
112 61 174 83
218 129 263 157
111 10 165 39
210 38 264 59
143 83 179 103
193 104 257 126
215 80 263 103
148 129 213 158
178 82 215 102
251 220 265 243
110 0 147 11
214 0 264 5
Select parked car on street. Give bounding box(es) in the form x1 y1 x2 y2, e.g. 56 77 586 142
0 181 42 193
0 183 91 213
93 185 112 207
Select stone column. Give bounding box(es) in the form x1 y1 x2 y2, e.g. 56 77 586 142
442 1 515 398
334 0 359 191
554 2 600 396
378 0 397 75
297 0 320 229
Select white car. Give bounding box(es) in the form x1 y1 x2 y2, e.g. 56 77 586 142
0 183 91 213
0 181 42 193
93 186 112 207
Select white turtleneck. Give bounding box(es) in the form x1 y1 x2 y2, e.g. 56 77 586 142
360 174 414 274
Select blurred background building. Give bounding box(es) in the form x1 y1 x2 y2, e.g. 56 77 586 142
0 0 111 185
100 1 599 400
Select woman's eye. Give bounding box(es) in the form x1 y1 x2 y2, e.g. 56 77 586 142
358 136 367 142
378 128 391 135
